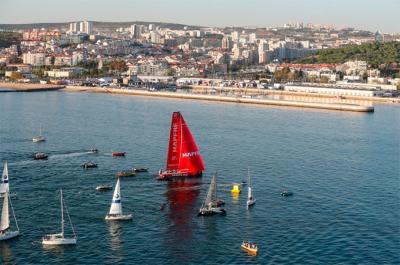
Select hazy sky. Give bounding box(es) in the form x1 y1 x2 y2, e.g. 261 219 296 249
0 0 399 32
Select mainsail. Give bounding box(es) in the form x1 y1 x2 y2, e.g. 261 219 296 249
166 112 205 174
0 192 10 232
204 175 216 207
0 162 9 194
109 178 122 215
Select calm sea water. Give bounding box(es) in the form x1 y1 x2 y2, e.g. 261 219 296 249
0 91 399 264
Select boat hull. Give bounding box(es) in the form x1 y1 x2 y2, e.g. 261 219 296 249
198 207 226 216
241 245 258 255
157 171 202 181
247 199 256 207
105 214 133 221
0 231 19 241
112 152 126 157
42 237 77 245
32 137 45 143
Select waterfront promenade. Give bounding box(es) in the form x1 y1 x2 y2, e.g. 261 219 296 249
63 86 375 113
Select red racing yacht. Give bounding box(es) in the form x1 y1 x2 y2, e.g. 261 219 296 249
158 112 205 181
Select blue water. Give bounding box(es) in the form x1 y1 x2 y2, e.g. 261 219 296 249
0 91 399 264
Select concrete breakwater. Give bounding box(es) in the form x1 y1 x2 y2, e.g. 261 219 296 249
64 86 374 112
0 82 64 92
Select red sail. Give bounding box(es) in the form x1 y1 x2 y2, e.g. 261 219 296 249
166 112 182 171
166 112 205 174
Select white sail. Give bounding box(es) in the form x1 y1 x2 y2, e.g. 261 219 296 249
248 187 252 200
0 162 9 194
204 175 216 206
0 192 10 231
109 178 123 215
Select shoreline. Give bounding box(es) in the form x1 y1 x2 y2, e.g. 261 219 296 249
63 86 375 113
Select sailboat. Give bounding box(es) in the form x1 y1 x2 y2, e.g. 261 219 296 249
246 168 256 207
0 162 16 198
0 191 20 241
105 177 132 221
42 190 77 245
32 124 45 143
158 112 205 181
198 172 226 216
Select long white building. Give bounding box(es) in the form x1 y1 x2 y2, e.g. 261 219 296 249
284 85 383 97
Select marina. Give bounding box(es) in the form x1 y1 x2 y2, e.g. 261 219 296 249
0 91 398 264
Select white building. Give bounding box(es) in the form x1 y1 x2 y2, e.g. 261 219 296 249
22 52 45 66
80 21 93 35
130 24 142 39
284 85 383 97
69 22 80 33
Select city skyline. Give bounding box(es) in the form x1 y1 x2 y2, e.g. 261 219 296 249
0 0 399 33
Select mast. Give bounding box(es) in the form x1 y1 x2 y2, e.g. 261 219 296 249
40 124 42 137
61 190 64 237
248 168 252 200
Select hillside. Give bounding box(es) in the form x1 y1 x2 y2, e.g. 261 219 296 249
297 41 400 66
0 32 22 48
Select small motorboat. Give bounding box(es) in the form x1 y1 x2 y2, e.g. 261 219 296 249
241 241 258 256
87 148 98 154
96 185 112 191
81 162 97 169
116 170 136 177
112 152 126 157
241 180 247 186
133 167 149 173
33 152 48 160
281 190 293 197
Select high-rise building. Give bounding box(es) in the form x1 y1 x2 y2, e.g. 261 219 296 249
130 24 142 39
222 36 233 51
258 41 269 64
69 22 80 33
231 31 240 41
80 21 93 35
150 31 162 44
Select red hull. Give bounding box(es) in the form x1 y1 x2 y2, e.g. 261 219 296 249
157 170 203 181
112 152 126 157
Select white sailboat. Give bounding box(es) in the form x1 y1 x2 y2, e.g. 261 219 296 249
198 172 226 216
246 168 256 207
32 124 45 143
0 162 16 198
105 178 132 221
42 190 77 245
0 191 20 241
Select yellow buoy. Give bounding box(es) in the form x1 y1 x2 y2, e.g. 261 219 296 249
231 183 241 194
